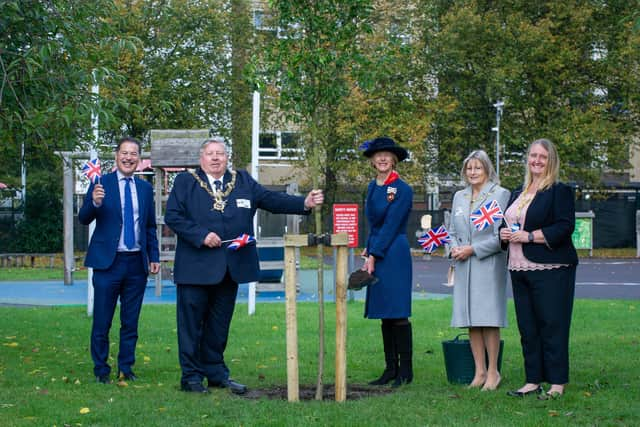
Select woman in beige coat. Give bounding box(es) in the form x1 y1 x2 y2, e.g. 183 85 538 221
448 150 510 390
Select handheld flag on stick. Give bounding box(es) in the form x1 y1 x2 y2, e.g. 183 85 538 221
470 199 504 231
225 233 256 251
82 158 102 184
418 225 451 254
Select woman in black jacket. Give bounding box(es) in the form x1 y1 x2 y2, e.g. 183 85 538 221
500 138 578 399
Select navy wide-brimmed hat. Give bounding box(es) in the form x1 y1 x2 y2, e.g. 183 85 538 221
360 136 409 162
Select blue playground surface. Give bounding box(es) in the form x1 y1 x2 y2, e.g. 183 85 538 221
0 270 383 307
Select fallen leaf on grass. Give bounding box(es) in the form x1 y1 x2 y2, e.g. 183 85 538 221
548 410 559 417
39 389 49 395
4 336 16 339
3 342 19 347
79 407 90 414
143 356 151 363
584 391 592 397
158 407 167 412
117 381 128 387
74 379 81 385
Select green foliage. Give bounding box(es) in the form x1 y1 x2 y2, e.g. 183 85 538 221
331 0 434 188
0 0 127 176
259 0 375 207
3 168 63 253
99 0 231 142
229 0 254 169
420 0 640 189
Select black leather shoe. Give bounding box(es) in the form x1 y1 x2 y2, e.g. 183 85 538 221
210 379 247 395
96 374 111 384
506 386 543 397
181 382 209 393
118 371 138 381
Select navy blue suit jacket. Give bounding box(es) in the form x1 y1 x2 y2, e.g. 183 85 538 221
78 172 160 274
505 182 578 266
165 168 309 285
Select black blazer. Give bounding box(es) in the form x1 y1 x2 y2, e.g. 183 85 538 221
505 182 578 266
165 168 310 285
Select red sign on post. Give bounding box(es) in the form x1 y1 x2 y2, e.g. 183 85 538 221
333 204 359 248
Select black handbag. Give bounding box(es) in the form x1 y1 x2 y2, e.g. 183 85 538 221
347 269 379 290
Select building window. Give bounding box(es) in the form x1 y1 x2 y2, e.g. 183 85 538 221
259 131 303 160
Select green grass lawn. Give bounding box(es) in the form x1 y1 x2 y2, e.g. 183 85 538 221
0 268 88 281
0 299 638 426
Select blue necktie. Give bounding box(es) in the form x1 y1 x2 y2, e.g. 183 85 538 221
123 177 135 249
214 180 222 192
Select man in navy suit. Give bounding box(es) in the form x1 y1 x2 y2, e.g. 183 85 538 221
79 137 160 384
165 138 324 394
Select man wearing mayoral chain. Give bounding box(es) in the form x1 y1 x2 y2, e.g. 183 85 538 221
165 138 324 394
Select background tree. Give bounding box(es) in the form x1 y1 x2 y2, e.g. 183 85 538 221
229 0 254 168
333 0 433 191
421 0 640 189
0 0 127 184
100 0 231 144
0 0 131 251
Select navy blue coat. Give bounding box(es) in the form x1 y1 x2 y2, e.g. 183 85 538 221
165 168 309 285
364 177 413 319
505 182 578 266
78 172 160 274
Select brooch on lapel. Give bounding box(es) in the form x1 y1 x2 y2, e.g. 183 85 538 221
387 186 397 202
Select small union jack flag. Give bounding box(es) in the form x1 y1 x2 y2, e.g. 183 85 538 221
227 233 256 251
470 199 504 231
418 225 451 254
81 158 102 184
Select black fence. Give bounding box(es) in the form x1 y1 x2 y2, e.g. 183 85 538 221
3 188 639 253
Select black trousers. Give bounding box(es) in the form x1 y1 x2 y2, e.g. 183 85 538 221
176 271 238 384
510 266 576 384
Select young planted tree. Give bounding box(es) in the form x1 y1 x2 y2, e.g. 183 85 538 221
259 0 374 399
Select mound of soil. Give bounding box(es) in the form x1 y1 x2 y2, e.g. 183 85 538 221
239 384 395 400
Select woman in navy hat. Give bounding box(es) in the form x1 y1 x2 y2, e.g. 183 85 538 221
360 136 414 387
